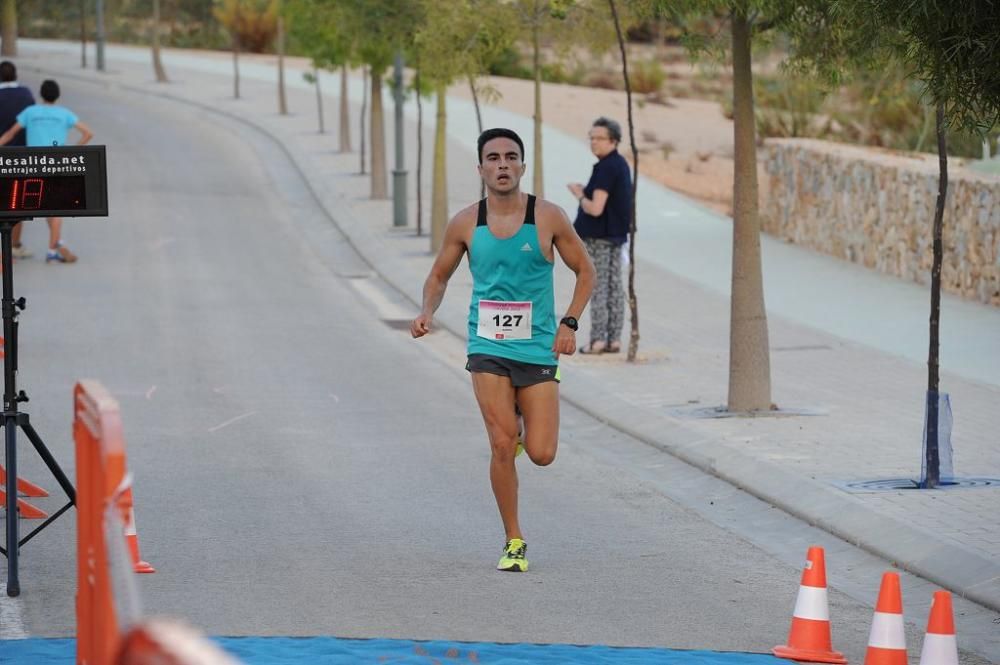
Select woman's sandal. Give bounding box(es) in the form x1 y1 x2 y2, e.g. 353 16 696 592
605 343 622 354
579 342 607 354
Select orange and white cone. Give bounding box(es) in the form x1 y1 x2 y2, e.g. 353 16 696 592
0 465 49 498
120 486 155 574
918 591 957 665
773 546 847 664
864 572 907 665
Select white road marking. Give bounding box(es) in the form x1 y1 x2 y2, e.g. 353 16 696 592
145 385 157 400
0 593 28 639
207 411 256 433
329 393 340 403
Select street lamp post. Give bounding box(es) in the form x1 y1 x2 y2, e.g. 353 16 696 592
392 51 408 227
95 0 106 72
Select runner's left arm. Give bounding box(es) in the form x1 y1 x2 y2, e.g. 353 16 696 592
550 205 595 356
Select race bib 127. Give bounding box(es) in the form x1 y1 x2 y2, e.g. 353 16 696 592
477 300 532 340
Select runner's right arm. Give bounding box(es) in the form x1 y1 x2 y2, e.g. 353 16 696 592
411 210 472 338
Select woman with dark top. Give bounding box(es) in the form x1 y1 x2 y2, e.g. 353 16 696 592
567 117 632 354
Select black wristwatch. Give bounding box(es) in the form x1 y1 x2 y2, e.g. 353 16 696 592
560 316 579 331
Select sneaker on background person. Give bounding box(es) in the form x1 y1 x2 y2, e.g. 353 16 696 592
11 244 33 259
46 243 77 264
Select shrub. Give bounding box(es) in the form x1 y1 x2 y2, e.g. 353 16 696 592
213 0 279 53
487 46 532 80
628 58 665 94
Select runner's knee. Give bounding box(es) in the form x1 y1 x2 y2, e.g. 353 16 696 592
487 426 519 460
528 448 556 466
524 434 557 466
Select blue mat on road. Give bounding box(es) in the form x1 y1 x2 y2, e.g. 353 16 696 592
1 637 790 664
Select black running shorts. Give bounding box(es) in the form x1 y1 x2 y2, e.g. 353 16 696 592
465 354 561 388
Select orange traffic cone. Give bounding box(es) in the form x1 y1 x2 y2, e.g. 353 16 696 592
918 591 957 665
773 546 847 664
0 465 50 497
0 489 48 519
864 572 908 665
119 485 155 574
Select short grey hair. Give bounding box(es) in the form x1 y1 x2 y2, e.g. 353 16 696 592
592 117 622 143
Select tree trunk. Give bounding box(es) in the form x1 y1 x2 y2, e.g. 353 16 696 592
231 33 241 99
469 74 485 199
370 70 388 200
923 102 948 489
430 85 448 253
151 0 169 83
416 64 424 237
609 0 640 361
360 67 368 174
80 0 87 68
1 0 17 57
726 7 772 412
339 64 351 152
531 15 544 197
314 68 325 134
277 15 288 115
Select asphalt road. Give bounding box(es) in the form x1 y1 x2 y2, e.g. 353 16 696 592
0 80 993 665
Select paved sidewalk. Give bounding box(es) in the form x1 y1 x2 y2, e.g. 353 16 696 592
15 39 1000 621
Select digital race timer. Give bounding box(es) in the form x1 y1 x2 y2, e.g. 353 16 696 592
0 145 107 218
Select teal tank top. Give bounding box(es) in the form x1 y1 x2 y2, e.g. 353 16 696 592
467 195 557 365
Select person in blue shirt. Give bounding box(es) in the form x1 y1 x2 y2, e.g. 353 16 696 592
0 61 37 259
411 128 594 572
0 79 94 263
568 117 633 354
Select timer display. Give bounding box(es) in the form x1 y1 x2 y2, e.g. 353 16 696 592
1 176 87 213
0 145 107 218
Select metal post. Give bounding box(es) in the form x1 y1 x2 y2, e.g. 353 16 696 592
95 0 106 72
2 222 20 596
392 51 408 227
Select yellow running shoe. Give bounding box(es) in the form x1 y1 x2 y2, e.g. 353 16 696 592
497 538 528 572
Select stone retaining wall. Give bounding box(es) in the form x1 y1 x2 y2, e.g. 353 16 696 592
762 138 1000 306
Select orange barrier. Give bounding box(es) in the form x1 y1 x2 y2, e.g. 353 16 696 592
75 381 230 665
773 546 847 664
864 572 907 665
918 591 958 665
75 380 156 665
116 618 241 665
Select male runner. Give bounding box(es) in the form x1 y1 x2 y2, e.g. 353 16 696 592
411 128 595 572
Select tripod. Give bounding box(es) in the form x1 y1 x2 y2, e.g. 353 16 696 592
1 219 76 597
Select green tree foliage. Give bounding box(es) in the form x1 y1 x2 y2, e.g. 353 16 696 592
833 0 1000 136
286 0 353 70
